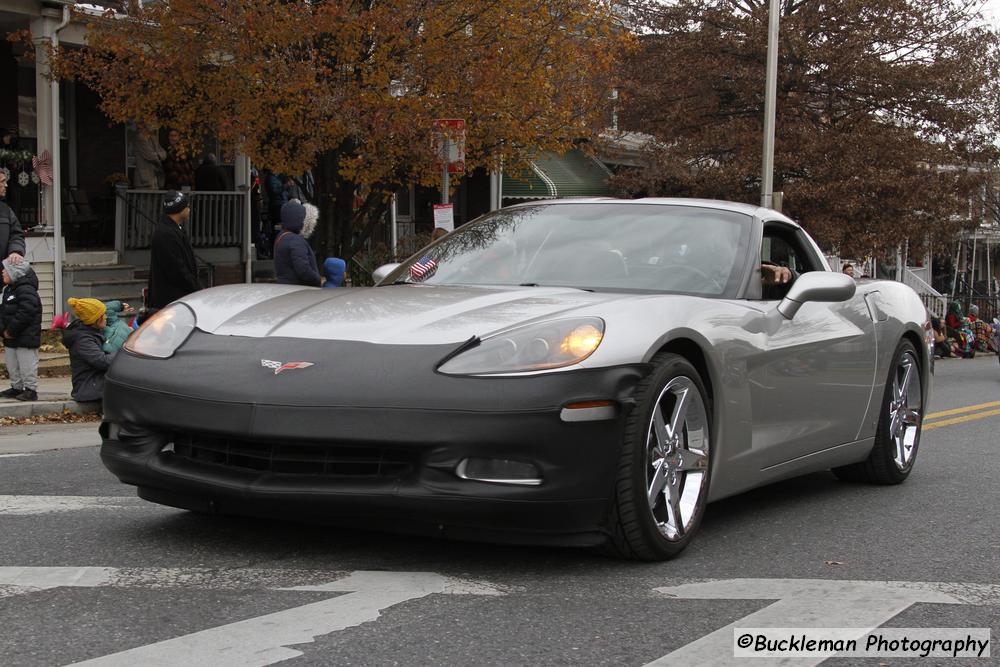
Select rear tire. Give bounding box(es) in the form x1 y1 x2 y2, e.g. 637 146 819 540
833 339 923 484
604 353 712 560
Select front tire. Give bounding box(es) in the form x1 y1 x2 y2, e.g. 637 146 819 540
605 353 712 560
834 339 923 484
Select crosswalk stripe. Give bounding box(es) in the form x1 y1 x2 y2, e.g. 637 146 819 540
0 496 145 515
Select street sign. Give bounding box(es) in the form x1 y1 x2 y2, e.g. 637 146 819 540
433 203 454 231
432 119 465 174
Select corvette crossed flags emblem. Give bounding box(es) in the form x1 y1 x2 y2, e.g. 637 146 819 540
261 359 315 375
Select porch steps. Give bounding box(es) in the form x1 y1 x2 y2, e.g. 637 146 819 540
70 278 146 301
64 250 119 265
62 252 146 309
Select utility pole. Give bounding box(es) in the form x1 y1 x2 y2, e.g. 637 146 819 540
441 137 451 205
760 0 780 210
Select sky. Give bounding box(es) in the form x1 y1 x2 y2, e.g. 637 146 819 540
984 0 1000 26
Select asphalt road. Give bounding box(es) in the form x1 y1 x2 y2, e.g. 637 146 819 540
0 355 997 666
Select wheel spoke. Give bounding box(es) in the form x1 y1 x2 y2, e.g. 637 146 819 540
652 404 669 449
896 359 914 402
888 411 901 438
895 435 908 466
647 460 669 509
665 477 685 538
668 386 690 441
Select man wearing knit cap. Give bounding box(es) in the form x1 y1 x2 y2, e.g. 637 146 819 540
63 297 116 403
0 257 41 401
273 199 322 287
147 190 201 310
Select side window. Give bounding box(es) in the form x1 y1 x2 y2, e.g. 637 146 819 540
757 222 822 301
761 224 821 273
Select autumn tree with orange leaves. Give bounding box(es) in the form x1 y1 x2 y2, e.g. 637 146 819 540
614 0 1000 258
48 0 627 262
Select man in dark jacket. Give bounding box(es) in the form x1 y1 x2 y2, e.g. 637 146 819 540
274 200 322 287
0 171 26 267
63 297 115 403
0 258 41 401
147 191 201 310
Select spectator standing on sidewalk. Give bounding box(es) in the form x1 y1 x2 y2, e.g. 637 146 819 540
132 125 166 190
0 258 41 401
0 170 25 267
274 200 322 287
147 191 201 311
63 298 116 403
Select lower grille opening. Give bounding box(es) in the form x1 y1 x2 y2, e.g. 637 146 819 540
169 433 419 478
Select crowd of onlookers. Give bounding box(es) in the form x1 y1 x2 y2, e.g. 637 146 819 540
930 301 1000 360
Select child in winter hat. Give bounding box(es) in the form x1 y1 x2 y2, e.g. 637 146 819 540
1 258 42 401
68 297 107 326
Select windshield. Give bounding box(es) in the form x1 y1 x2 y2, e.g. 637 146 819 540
384 203 753 296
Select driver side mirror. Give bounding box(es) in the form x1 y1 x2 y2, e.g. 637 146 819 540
372 263 401 285
777 271 856 320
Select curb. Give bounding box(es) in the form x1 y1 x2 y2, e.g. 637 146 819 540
0 399 102 419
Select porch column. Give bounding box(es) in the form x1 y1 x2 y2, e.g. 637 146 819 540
30 2 71 322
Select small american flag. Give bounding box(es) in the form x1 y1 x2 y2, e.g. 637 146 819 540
32 150 53 186
409 255 438 281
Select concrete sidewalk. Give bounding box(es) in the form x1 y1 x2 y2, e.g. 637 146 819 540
0 376 101 419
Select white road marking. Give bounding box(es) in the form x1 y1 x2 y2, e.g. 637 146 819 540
0 495 146 515
0 566 115 590
645 578 977 667
0 453 35 458
65 570 499 667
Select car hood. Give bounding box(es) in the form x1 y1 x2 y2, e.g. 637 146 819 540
180 283 633 344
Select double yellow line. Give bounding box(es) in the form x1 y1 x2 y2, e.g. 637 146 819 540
923 400 1000 430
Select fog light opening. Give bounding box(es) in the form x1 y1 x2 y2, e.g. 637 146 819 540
455 458 543 486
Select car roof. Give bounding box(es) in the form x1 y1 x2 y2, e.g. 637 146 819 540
503 197 801 230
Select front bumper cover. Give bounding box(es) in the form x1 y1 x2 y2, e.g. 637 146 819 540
101 332 649 546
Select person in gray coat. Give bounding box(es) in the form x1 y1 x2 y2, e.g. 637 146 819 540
132 127 166 190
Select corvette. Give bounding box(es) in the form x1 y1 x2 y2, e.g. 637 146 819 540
100 199 931 560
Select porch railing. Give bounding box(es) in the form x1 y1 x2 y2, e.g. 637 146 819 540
919 293 999 322
116 189 245 250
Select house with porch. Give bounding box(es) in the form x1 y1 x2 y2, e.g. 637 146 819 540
1 0 251 326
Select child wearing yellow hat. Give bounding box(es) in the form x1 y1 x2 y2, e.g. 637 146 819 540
62 297 116 403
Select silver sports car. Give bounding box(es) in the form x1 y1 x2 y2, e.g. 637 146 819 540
101 199 932 560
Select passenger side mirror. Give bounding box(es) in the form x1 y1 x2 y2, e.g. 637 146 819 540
777 271 856 320
372 263 401 284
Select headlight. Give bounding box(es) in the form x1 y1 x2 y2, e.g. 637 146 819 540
438 317 604 375
123 304 196 359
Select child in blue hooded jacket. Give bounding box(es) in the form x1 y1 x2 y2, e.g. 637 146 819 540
322 257 346 287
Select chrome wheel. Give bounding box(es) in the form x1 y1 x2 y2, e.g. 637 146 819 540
887 349 922 471
645 376 710 541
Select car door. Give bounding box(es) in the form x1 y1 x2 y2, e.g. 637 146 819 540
747 222 877 469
